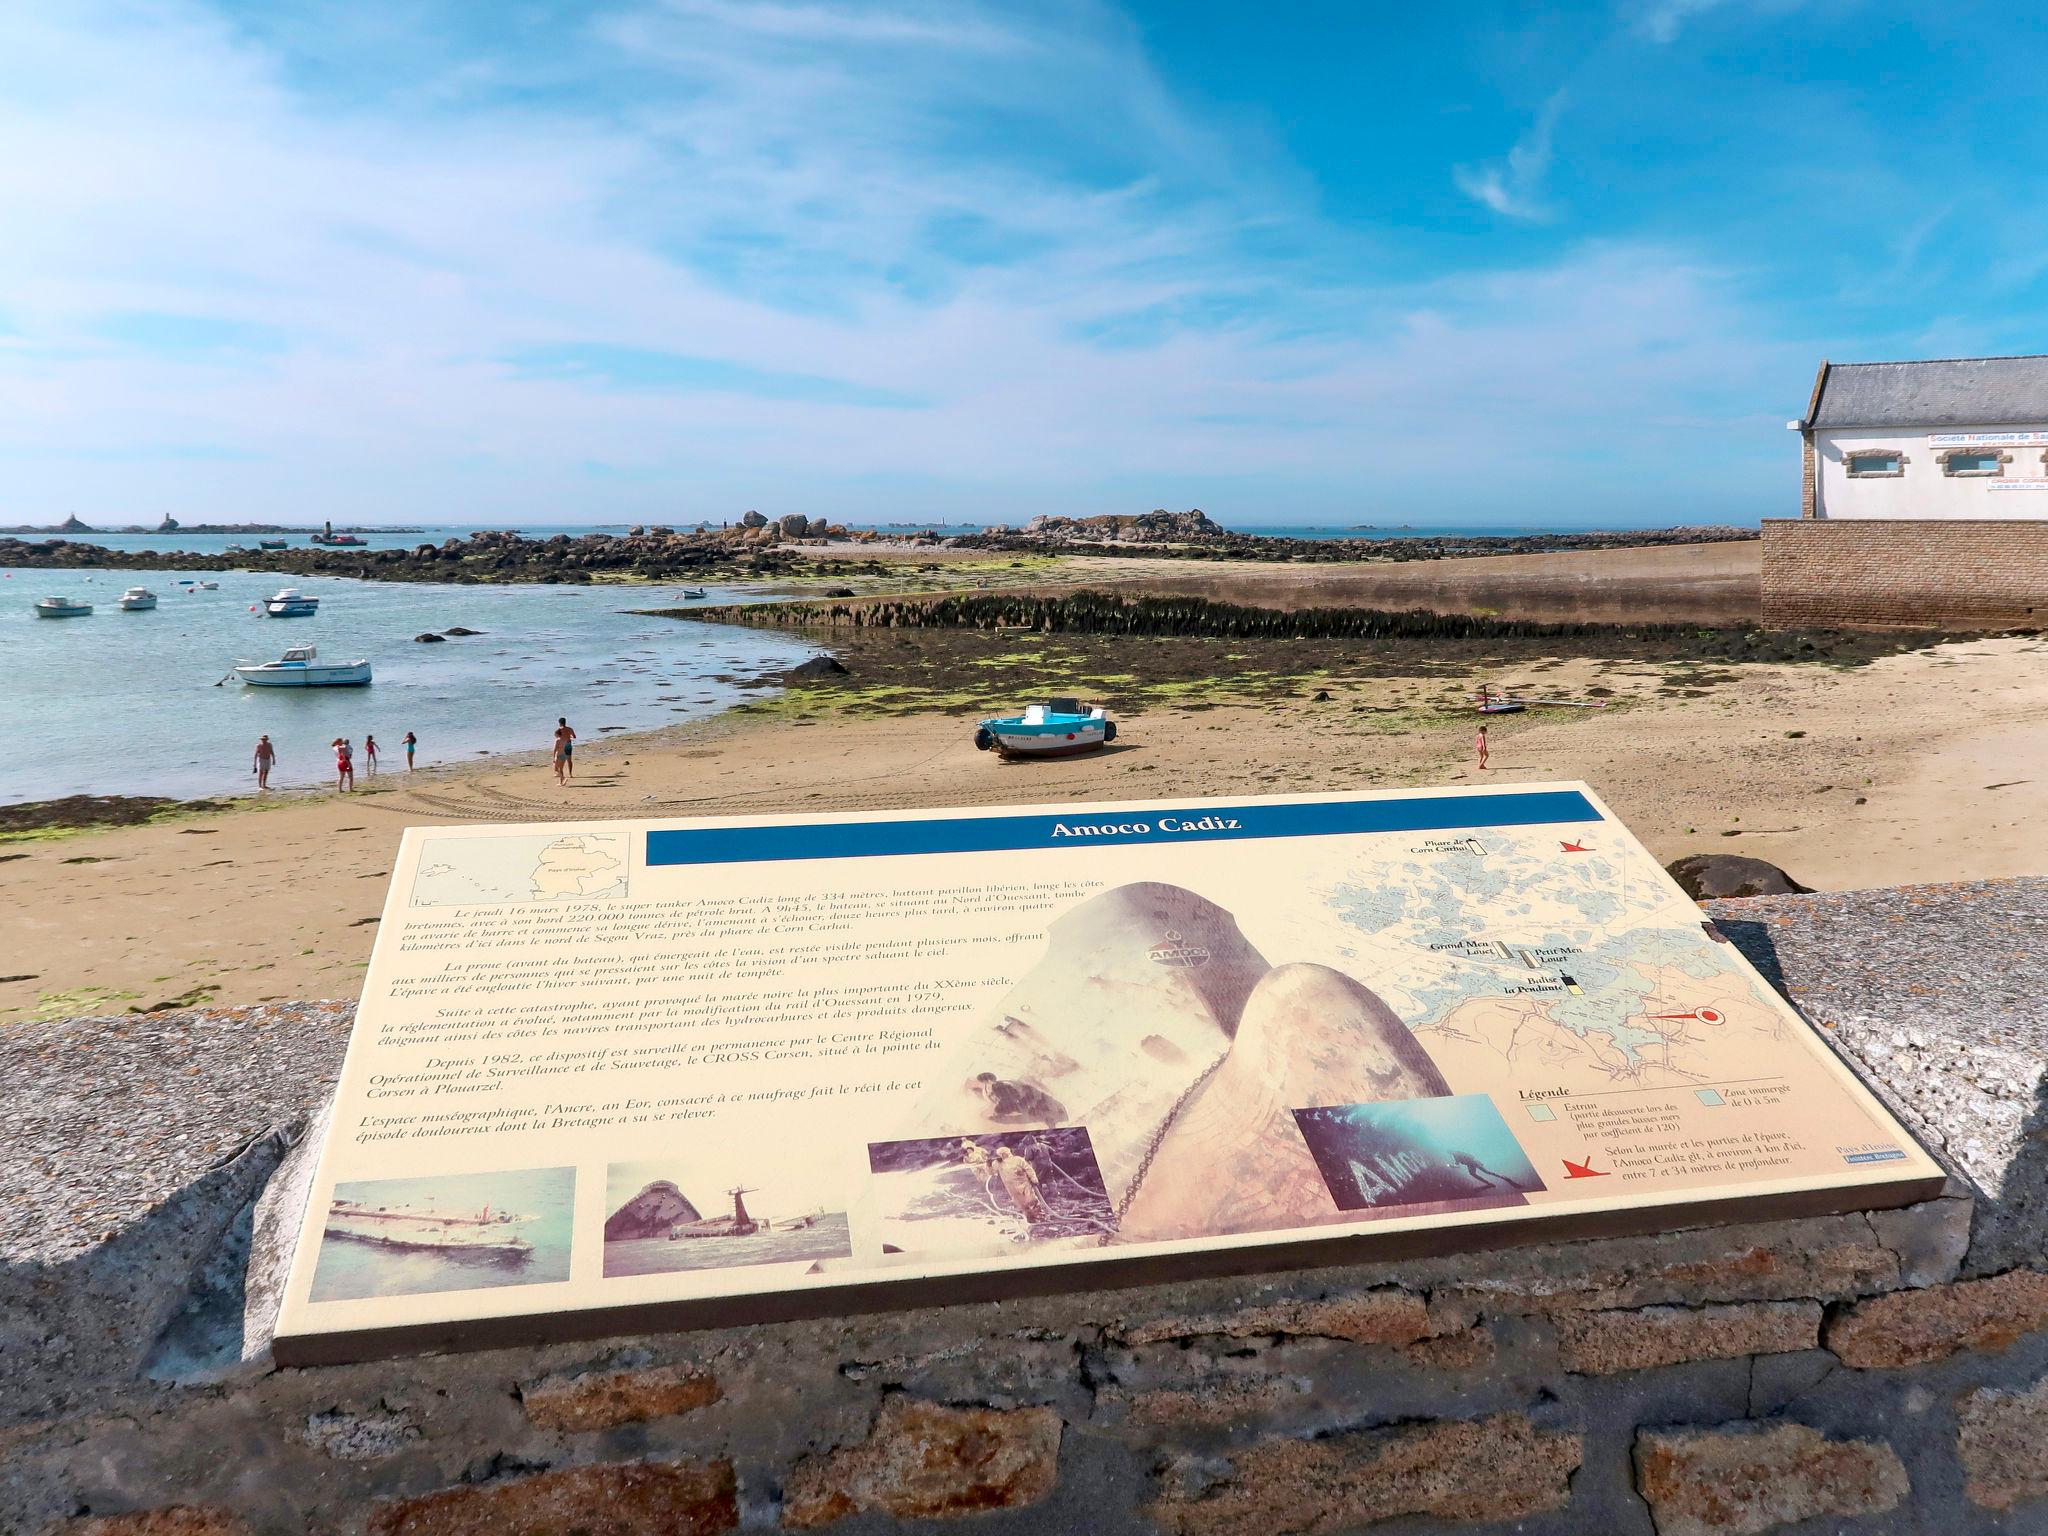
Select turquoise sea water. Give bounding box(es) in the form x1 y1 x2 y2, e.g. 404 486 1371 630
0 564 817 804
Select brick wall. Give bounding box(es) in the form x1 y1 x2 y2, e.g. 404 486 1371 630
1762 517 2048 629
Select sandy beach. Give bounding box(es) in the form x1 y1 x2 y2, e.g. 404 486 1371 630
3 556 2042 1026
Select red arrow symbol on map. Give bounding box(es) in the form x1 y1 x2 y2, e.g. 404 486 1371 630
1561 1157 1609 1179
1559 840 1590 852
1649 1008 1725 1025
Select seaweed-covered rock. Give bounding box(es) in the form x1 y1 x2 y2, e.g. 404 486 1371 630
1666 854 1811 900
780 655 851 683
441 626 483 636
414 632 447 644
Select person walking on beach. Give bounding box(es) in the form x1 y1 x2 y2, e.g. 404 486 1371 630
1475 724 1489 771
363 733 379 775
552 717 576 784
333 737 354 793
402 730 417 771
252 734 276 791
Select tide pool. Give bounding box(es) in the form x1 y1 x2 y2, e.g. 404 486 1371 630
0 566 816 804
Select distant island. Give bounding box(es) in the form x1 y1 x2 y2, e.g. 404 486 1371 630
0 514 421 535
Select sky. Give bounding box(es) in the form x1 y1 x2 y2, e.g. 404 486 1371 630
3 0 2047 529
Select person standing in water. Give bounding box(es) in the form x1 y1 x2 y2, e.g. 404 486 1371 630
333 737 354 793
252 734 276 790
994 1146 1051 1223
1475 724 1489 771
552 717 576 784
402 730 417 770
363 733 379 775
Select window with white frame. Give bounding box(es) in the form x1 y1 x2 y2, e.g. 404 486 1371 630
1844 451 1905 477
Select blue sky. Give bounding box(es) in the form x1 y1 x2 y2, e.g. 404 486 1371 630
2 0 2045 527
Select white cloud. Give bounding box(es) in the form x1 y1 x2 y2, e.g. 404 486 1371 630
1628 0 1808 44
1633 0 1730 43
0 1 1795 523
1454 91 1566 222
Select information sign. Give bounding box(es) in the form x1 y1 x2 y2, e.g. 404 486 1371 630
273 784 1942 1364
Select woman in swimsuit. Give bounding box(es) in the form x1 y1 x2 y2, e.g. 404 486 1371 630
402 731 417 770
334 737 354 793
363 734 379 774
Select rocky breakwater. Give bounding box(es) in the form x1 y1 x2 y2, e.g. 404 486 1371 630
956 509 1761 563
659 588 1950 665
0 522 876 586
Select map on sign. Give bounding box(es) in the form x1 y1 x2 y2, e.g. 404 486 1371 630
410 832 628 907
276 784 1941 1366
1313 833 1782 1094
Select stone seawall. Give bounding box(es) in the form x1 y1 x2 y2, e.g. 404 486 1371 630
1762 518 2048 629
4 880 2043 1535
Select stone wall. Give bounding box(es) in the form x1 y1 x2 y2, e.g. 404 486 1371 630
1761 517 2048 629
4 881 2044 1536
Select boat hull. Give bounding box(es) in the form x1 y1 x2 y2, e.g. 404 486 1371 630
119 599 157 612
34 608 92 619
325 1213 531 1255
236 664 372 687
987 725 1109 758
265 604 319 617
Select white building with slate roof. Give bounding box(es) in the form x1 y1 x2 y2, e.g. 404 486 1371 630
1793 354 2048 520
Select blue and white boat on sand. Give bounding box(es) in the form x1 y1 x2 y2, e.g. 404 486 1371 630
233 644 372 688
974 697 1116 759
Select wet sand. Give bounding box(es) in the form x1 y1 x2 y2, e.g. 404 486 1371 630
4 620 2042 1028
785 537 1762 625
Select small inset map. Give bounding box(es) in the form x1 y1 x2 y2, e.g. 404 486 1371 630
411 833 629 907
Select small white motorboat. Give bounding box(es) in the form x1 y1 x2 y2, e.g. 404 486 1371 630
233 644 372 688
118 586 159 611
973 697 1116 758
34 596 93 618
264 586 318 616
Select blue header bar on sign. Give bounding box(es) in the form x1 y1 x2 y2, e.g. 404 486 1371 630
644 789 1599 867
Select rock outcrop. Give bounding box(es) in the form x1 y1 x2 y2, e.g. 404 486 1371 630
1666 854 1812 900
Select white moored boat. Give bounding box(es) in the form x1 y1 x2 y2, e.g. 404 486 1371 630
264 586 319 617
34 596 93 618
118 586 158 611
325 1199 534 1256
233 644 372 688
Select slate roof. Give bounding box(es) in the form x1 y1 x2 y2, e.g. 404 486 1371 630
1807 354 2048 428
